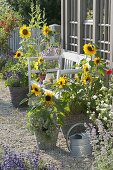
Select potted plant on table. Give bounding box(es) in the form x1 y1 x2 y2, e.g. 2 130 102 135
27 83 67 150
34 56 48 84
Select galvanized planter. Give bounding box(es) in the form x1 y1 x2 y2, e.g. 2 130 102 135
62 111 92 139
66 123 92 157
9 86 29 108
35 127 59 150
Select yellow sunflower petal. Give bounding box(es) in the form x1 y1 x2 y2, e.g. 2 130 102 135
44 91 54 104
94 57 100 65
83 64 89 74
34 62 39 70
31 84 41 96
74 75 80 82
57 76 67 88
38 56 44 64
14 50 23 59
42 25 51 36
19 25 31 39
83 75 92 84
83 44 96 56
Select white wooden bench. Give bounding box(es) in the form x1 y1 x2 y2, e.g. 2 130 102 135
56 51 85 79
28 52 85 92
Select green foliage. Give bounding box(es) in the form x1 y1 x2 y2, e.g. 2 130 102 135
29 1 46 28
27 87 67 138
0 0 22 54
39 0 61 25
6 0 32 24
55 44 113 126
91 120 113 170
4 57 28 87
0 57 7 71
6 0 61 25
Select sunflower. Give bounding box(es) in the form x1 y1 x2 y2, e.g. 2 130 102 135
31 84 41 96
83 75 92 84
14 50 23 59
42 25 51 36
74 75 80 82
94 57 100 65
19 25 31 38
38 56 44 64
44 91 54 104
83 64 89 74
34 62 39 70
57 76 67 88
83 44 96 56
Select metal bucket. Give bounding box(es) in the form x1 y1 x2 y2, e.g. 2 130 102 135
66 123 92 157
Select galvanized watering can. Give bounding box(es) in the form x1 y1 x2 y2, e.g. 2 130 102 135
66 123 92 157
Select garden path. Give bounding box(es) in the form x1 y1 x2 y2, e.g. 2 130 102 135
0 80 92 169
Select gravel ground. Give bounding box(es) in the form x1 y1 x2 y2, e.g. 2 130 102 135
0 80 93 169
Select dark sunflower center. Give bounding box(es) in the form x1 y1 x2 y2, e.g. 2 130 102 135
45 95 51 101
34 88 38 92
86 77 90 81
40 59 43 63
22 29 28 35
96 59 100 63
86 68 88 71
17 53 21 57
87 46 93 51
45 28 48 33
60 81 63 85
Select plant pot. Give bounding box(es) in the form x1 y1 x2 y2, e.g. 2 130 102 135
9 86 29 108
35 127 59 150
38 74 46 84
62 111 92 139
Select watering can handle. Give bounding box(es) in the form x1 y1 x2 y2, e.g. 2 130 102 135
66 123 85 151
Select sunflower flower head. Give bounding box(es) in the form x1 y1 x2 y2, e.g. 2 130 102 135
83 64 89 74
42 25 51 36
74 75 80 82
83 75 92 84
83 44 96 56
31 83 41 96
44 91 54 105
57 76 68 88
38 56 44 64
19 25 31 39
14 50 23 59
94 57 101 66
34 62 39 70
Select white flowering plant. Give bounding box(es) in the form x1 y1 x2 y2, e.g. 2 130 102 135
90 119 113 170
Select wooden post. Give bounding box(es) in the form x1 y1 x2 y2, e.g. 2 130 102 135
110 0 113 63
77 0 87 54
93 0 100 45
65 0 71 51
61 0 65 49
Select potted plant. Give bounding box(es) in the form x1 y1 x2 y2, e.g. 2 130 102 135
27 83 67 150
4 53 29 108
54 44 113 135
34 56 48 84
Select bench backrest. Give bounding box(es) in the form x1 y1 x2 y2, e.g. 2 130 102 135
57 52 85 79
28 52 85 91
